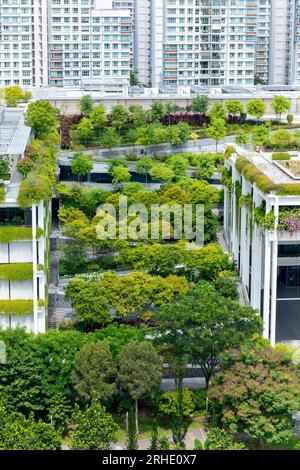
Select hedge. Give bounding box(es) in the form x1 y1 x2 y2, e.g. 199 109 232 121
0 263 33 281
235 156 300 195
272 153 291 160
0 226 43 243
0 299 33 316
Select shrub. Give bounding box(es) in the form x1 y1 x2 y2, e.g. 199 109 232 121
272 153 291 160
0 226 43 243
0 299 33 316
0 263 33 281
287 114 294 125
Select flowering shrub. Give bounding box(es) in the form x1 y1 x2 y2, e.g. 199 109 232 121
278 211 300 233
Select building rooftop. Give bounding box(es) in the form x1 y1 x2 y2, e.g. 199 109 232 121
0 108 31 156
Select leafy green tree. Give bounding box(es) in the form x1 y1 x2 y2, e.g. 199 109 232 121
90 104 107 135
63 242 87 275
271 95 291 121
271 129 292 150
150 101 165 122
0 405 61 450
155 281 261 389
72 341 117 403
204 428 245 450
164 102 174 125
71 152 93 181
76 118 94 146
158 389 195 417
136 157 153 183
126 409 138 450
129 105 147 127
108 157 128 174
196 155 215 180
191 95 209 114
209 103 227 121
79 95 93 116
235 130 249 147
111 104 129 132
247 98 266 121
111 165 131 187
252 125 270 148
3 86 25 107
209 348 300 447
150 163 175 182
135 124 161 146
207 118 227 152
100 127 121 149
118 341 162 434
167 154 189 177
177 122 192 143
226 100 244 117
130 71 139 86
25 101 58 138
72 398 118 450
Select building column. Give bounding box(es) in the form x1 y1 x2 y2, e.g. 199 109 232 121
251 223 262 310
270 197 279 346
263 233 271 339
32 204 38 336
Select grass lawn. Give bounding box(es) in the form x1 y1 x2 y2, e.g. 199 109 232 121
113 411 205 443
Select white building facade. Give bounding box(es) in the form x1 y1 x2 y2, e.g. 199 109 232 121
0 0 48 87
0 108 49 334
224 148 300 345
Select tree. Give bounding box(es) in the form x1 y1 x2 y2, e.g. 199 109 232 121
100 127 121 149
196 155 215 180
209 103 227 121
117 341 162 434
90 104 107 135
3 86 25 107
110 104 129 132
126 409 138 450
271 95 290 121
0 405 61 450
136 157 153 183
111 165 131 187
155 281 262 390
150 163 174 182
150 101 165 122
252 125 269 148
226 100 244 118
129 105 147 127
25 101 58 138
164 102 174 125
63 242 87 275
72 398 118 450
235 130 249 147
209 348 300 447
71 152 93 181
130 71 139 86
72 341 117 403
206 118 227 152
191 95 209 114
167 154 189 177
79 95 93 116
271 129 292 150
247 98 266 121
76 118 94 146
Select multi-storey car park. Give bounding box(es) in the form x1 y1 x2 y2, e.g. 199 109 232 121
0 107 50 334
224 146 300 346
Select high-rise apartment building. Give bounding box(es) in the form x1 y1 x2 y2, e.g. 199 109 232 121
0 0 48 88
48 0 132 87
0 0 300 89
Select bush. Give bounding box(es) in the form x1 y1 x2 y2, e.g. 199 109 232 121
158 389 195 417
287 114 294 125
272 153 291 160
0 226 43 243
0 263 33 281
0 299 33 316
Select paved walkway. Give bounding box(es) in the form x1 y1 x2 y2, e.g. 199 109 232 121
112 427 206 450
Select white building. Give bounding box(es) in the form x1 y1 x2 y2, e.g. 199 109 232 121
48 0 132 87
0 0 48 88
224 146 300 345
0 107 49 334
